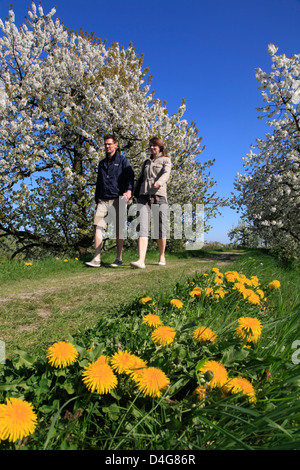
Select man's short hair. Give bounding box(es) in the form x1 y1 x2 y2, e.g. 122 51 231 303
104 134 118 143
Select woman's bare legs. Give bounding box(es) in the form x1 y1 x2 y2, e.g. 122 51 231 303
137 237 148 264
157 238 166 263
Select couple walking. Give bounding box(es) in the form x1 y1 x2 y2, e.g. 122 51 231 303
85 134 171 269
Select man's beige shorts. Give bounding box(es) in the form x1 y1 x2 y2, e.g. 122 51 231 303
94 198 122 236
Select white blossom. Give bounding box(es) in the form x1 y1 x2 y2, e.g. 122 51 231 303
232 44 300 262
0 2 227 254
232 45 300 259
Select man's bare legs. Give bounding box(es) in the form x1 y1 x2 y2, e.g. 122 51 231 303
92 226 123 262
116 237 123 261
85 226 102 267
94 226 102 261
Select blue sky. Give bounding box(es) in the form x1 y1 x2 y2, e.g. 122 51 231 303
1 0 299 243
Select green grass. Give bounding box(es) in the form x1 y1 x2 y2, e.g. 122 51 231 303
0 247 231 358
0 248 299 450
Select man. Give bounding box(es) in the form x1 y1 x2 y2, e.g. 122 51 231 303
85 134 134 268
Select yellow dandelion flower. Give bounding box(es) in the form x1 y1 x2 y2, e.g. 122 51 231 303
269 280 280 289
0 398 37 442
127 355 148 381
241 288 253 299
190 287 201 297
247 292 261 305
243 277 254 287
225 271 239 282
151 326 176 347
212 267 220 274
24 262 32 266
214 288 227 299
233 282 246 293
193 326 217 343
199 360 228 388
135 367 170 398
251 276 260 287
224 377 256 403
236 317 262 343
46 341 79 368
256 289 265 299
110 350 135 374
170 299 183 309
194 386 207 401
95 354 110 365
142 314 163 327
214 276 224 285
64 259 68 262
205 287 214 296
82 361 117 394
241 289 261 305
140 296 153 304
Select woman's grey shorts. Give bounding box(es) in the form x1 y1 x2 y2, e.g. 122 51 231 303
137 195 168 239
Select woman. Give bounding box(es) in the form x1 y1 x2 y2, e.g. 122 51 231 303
130 137 171 269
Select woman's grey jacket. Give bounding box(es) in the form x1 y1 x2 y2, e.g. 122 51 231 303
136 156 171 200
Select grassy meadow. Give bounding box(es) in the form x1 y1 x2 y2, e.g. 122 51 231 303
0 247 233 358
0 247 299 450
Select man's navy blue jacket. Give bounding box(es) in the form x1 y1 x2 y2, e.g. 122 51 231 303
95 151 134 203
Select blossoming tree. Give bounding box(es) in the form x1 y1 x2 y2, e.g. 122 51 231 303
0 2 226 255
232 44 300 262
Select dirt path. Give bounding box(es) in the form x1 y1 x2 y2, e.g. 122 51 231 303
0 252 243 303
0 251 245 356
